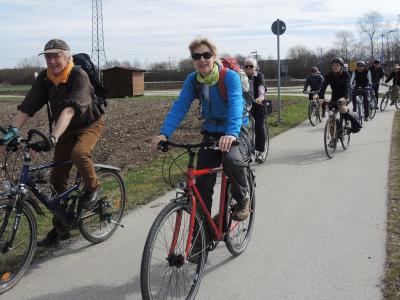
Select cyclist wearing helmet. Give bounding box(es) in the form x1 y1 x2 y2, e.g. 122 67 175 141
319 58 362 133
370 60 385 101
385 64 400 105
303 67 325 116
350 60 372 121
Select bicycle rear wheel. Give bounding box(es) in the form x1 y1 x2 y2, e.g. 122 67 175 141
357 101 363 125
380 93 389 111
324 118 337 159
264 124 270 159
79 169 126 244
0 200 36 295
225 167 256 256
369 96 377 119
141 200 207 300
308 102 317 126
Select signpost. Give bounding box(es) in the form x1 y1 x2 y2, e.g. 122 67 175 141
271 19 286 123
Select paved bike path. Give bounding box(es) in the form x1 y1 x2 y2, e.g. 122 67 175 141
4 108 395 300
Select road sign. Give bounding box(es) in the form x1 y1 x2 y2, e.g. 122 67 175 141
271 19 286 36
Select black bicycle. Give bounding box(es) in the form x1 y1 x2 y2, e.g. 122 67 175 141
306 91 322 126
0 127 126 294
369 89 378 120
323 105 351 159
379 83 400 111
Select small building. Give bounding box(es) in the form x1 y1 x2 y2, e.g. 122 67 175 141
102 66 145 98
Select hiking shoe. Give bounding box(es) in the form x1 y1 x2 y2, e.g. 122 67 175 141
37 227 70 247
390 101 394 106
364 117 369 122
255 151 267 164
233 199 250 221
79 187 102 209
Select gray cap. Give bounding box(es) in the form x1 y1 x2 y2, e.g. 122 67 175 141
39 39 70 55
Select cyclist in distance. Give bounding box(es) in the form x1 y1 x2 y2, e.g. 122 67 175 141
151 37 252 221
303 66 325 116
319 57 362 133
350 60 372 121
243 57 267 163
0 39 105 247
369 59 385 101
385 64 400 105
343 63 351 76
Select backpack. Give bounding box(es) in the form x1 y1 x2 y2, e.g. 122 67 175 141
71 53 107 108
194 57 254 113
45 53 107 133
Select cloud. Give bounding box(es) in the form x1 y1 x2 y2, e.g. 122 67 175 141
0 0 398 68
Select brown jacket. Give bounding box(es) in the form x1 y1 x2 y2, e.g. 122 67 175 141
18 68 103 129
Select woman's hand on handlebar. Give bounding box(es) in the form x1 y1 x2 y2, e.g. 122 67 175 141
218 135 236 152
151 134 167 152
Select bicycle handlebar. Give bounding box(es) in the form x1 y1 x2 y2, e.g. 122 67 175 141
0 126 6 134
158 139 219 152
1 127 52 153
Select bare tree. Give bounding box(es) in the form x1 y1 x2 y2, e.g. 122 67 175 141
286 45 319 77
335 31 354 61
15 56 44 68
358 11 383 59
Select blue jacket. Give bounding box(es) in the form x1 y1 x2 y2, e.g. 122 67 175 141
160 68 248 138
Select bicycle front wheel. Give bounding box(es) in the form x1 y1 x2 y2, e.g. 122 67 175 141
308 102 317 126
0 200 37 295
369 96 377 119
324 118 337 159
395 97 400 110
225 168 256 256
380 93 389 111
141 200 207 300
340 119 351 150
79 169 126 244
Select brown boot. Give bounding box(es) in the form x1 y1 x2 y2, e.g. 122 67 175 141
233 200 250 221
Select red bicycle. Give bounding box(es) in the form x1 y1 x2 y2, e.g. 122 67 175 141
140 140 256 299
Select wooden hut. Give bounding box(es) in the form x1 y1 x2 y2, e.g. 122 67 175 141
102 66 145 98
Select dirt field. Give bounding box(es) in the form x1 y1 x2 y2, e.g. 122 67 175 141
0 98 202 173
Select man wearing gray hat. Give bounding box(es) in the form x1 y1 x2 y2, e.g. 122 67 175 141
0 39 105 246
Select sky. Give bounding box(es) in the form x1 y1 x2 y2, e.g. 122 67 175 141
0 0 399 69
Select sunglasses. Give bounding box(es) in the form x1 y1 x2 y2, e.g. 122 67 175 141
244 65 254 69
191 51 213 60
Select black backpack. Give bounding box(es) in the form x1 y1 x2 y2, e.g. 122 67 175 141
71 53 107 107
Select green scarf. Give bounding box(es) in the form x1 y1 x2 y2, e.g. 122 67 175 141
196 63 219 85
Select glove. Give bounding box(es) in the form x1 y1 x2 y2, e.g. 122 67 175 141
0 126 20 145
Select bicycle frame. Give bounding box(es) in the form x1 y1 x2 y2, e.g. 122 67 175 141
168 148 231 259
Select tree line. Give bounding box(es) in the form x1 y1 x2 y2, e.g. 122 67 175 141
1 10 398 85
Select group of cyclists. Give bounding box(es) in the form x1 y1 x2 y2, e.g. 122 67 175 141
304 58 399 130
1 36 399 297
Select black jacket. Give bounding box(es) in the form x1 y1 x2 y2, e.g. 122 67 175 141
370 66 385 83
319 71 350 101
385 71 400 86
303 74 324 92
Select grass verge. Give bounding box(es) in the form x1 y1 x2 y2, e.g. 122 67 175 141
384 111 400 299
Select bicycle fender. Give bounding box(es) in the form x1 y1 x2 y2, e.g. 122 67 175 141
26 196 45 216
94 163 121 172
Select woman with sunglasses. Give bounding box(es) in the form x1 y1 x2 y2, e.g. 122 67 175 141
151 37 251 221
243 57 267 163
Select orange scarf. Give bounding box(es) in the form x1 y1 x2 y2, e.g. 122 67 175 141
47 60 75 86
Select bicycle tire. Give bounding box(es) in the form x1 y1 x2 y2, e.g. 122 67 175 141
395 97 400 110
380 93 389 111
340 119 351 150
141 200 207 300
324 118 337 159
264 124 270 159
225 167 256 256
308 102 317 126
79 169 126 244
0 200 37 295
357 101 363 126
369 96 377 119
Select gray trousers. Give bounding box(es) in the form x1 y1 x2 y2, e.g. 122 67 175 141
196 128 251 213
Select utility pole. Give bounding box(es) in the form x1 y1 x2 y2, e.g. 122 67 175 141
92 0 107 78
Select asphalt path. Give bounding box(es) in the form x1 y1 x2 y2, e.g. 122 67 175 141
3 106 395 300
